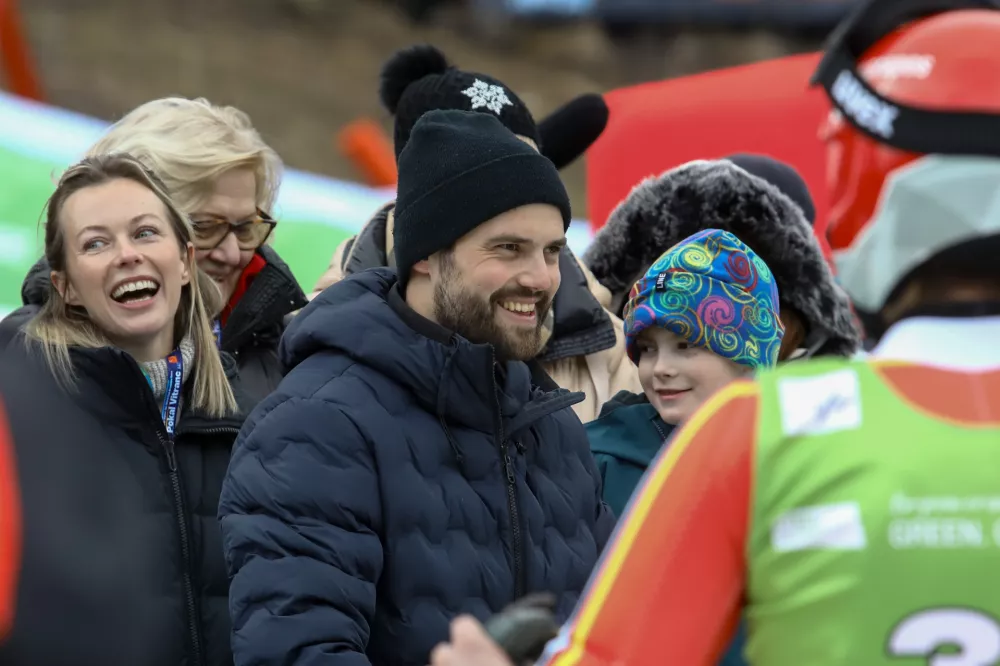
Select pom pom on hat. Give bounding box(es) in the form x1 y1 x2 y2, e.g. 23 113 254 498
378 44 451 115
379 43 539 159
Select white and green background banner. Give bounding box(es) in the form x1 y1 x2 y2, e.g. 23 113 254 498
0 92 594 318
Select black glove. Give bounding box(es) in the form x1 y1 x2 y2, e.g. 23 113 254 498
484 593 560 666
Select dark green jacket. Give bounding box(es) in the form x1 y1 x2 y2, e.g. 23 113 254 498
586 390 673 516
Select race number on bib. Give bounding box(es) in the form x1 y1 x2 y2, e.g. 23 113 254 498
889 608 1000 665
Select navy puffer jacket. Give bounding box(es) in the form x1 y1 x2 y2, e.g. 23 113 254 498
219 268 615 666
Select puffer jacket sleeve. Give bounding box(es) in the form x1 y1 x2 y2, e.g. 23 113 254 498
219 396 383 666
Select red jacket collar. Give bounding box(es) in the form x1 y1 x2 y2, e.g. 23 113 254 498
220 253 267 327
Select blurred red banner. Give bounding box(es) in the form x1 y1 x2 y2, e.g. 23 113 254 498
586 52 833 259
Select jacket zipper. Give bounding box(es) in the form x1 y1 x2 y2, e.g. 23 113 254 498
158 430 204 666
491 350 526 599
130 354 238 666
503 441 526 598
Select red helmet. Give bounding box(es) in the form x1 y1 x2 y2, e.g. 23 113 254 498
819 8 1000 313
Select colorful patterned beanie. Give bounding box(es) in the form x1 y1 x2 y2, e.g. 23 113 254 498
623 228 784 369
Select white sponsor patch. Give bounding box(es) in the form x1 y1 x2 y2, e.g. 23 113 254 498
772 502 867 552
778 369 862 437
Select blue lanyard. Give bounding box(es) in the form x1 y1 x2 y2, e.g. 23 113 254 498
212 319 222 350
161 349 184 440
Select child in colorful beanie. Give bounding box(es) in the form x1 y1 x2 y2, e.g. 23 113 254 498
587 227 782 666
587 228 783 514
625 227 784 425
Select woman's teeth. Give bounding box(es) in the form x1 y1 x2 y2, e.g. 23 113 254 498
111 279 159 301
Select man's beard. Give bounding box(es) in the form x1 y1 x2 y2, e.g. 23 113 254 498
432 255 551 362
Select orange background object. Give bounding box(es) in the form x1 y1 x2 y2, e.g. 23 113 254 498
338 118 398 188
0 0 43 102
586 53 833 259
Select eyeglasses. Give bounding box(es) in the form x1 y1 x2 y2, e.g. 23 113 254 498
190 208 276 251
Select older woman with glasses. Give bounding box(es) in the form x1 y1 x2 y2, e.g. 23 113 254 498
10 97 308 402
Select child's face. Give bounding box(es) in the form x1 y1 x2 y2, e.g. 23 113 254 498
636 327 751 426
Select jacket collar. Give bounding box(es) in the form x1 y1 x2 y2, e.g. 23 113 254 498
535 249 618 363
28 341 248 436
220 245 308 353
587 390 671 467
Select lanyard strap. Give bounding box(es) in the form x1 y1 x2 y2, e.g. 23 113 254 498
212 319 222 350
161 349 184 440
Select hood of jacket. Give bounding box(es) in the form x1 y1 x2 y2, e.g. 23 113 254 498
342 201 618 364
20 254 49 307
280 267 583 434
16 245 307 353
583 159 862 358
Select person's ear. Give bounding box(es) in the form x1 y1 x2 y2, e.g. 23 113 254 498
412 258 432 277
180 242 194 286
51 270 80 305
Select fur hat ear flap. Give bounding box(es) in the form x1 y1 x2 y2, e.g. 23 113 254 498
583 159 862 358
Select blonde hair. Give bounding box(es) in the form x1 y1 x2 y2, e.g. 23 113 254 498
86 97 282 215
25 154 238 417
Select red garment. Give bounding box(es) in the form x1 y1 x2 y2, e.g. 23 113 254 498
0 398 21 642
220 253 267 327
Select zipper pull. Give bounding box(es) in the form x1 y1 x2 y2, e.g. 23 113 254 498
502 449 516 485
513 439 525 454
164 438 178 472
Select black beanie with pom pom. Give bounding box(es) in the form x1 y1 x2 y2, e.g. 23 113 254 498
379 44 539 159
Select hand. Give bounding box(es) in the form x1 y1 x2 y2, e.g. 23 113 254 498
430 616 516 666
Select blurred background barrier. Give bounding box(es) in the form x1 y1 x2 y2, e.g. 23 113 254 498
0 0 861 316
0 91 593 317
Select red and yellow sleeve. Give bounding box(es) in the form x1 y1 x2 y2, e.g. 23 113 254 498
0 398 21 641
541 381 761 666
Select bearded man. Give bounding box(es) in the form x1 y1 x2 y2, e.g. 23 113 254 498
218 109 615 666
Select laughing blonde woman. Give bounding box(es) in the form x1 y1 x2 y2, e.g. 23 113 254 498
1 154 249 666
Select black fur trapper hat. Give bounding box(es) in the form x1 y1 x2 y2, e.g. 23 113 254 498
583 159 862 358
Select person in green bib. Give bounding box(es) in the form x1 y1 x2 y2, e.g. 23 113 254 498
421 5 1000 666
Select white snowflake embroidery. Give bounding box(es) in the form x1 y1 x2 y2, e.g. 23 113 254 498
460 79 513 115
